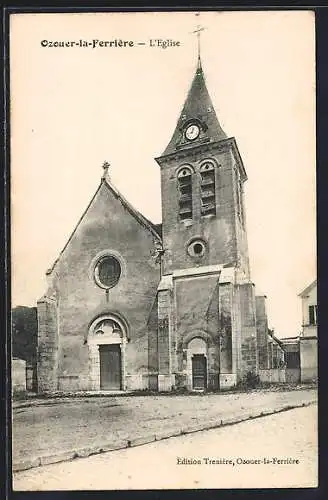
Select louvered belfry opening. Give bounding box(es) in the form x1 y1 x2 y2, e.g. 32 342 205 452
200 161 216 216
178 167 193 220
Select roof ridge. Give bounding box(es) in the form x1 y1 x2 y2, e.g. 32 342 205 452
103 177 162 241
46 177 162 276
298 279 317 297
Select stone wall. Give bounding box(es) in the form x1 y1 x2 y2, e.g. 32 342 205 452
147 295 159 376
218 283 233 374
157 290 172 391
236 283 258 377
286 368 300 383
37 297 58 392
259 369 286 383
255 296 269 369
12 358 26 393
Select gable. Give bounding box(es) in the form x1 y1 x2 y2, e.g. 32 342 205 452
47 177 162 276
298 280 317 298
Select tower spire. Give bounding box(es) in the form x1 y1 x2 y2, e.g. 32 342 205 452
192 12 205 71
161 18 227 157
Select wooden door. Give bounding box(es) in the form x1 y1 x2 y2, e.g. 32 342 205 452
192 354 207 390
99 344 121 390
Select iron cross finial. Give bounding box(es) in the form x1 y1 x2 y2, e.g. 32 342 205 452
191 12 206 68
102 161 110 179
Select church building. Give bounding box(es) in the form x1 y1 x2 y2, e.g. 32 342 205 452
37 54 272 393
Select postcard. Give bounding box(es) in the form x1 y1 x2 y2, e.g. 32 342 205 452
10 10 317 490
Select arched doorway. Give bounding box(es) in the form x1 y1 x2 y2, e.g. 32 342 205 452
88 315 127 391
188 337 208 390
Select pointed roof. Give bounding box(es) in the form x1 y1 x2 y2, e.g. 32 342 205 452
46 174 162 276
163 59 227 156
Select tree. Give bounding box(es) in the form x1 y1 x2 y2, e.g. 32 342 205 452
12 306 37 364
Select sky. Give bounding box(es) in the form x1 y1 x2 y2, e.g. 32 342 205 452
10 11 316 338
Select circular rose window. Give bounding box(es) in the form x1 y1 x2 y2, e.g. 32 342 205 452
94 255 121 289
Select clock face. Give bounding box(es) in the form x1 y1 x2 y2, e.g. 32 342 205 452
185 124 200 141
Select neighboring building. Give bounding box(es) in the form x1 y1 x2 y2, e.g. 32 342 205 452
280 337 300 383
280 279 318 384
299 280 318 383
37 55 281 393
255 295 286 383
267 331 285 370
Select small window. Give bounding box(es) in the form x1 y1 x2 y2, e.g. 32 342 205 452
200 160 216 216
177 166 193 220
309 305 317 325
187 239 206 258
193 243 203 255
94 255 121 289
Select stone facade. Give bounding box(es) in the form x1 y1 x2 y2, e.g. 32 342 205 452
256 296 269 370
37 57 278 393
37 297 58 392
37 181 161 392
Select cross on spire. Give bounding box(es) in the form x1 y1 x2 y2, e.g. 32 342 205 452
191 12 205 69
102 161 110 180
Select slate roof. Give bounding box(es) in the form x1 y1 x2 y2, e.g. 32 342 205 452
163 59 227 156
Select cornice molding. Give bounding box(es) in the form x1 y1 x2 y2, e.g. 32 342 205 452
155 137 247 182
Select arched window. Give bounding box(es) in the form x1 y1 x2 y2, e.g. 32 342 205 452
177 166 193 220
200 160 216 216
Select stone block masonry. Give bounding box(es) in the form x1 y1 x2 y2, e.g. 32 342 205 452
237 283 258 377
37 297 58 392
256 296 269 370
218 283 233 374
12 359 26 393
157 290 172 391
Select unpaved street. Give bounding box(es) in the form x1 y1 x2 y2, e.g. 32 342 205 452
13 388 317 466
13 404 318 490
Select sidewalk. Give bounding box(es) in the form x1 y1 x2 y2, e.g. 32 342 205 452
12 388 317 472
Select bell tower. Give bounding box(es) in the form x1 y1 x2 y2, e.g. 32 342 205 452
151 39 259 393
155 58 250 279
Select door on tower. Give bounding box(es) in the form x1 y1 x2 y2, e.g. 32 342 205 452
192 354 207 390
99 344 122 390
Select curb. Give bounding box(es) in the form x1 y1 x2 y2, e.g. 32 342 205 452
13 386 318 410
13 400 316 473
